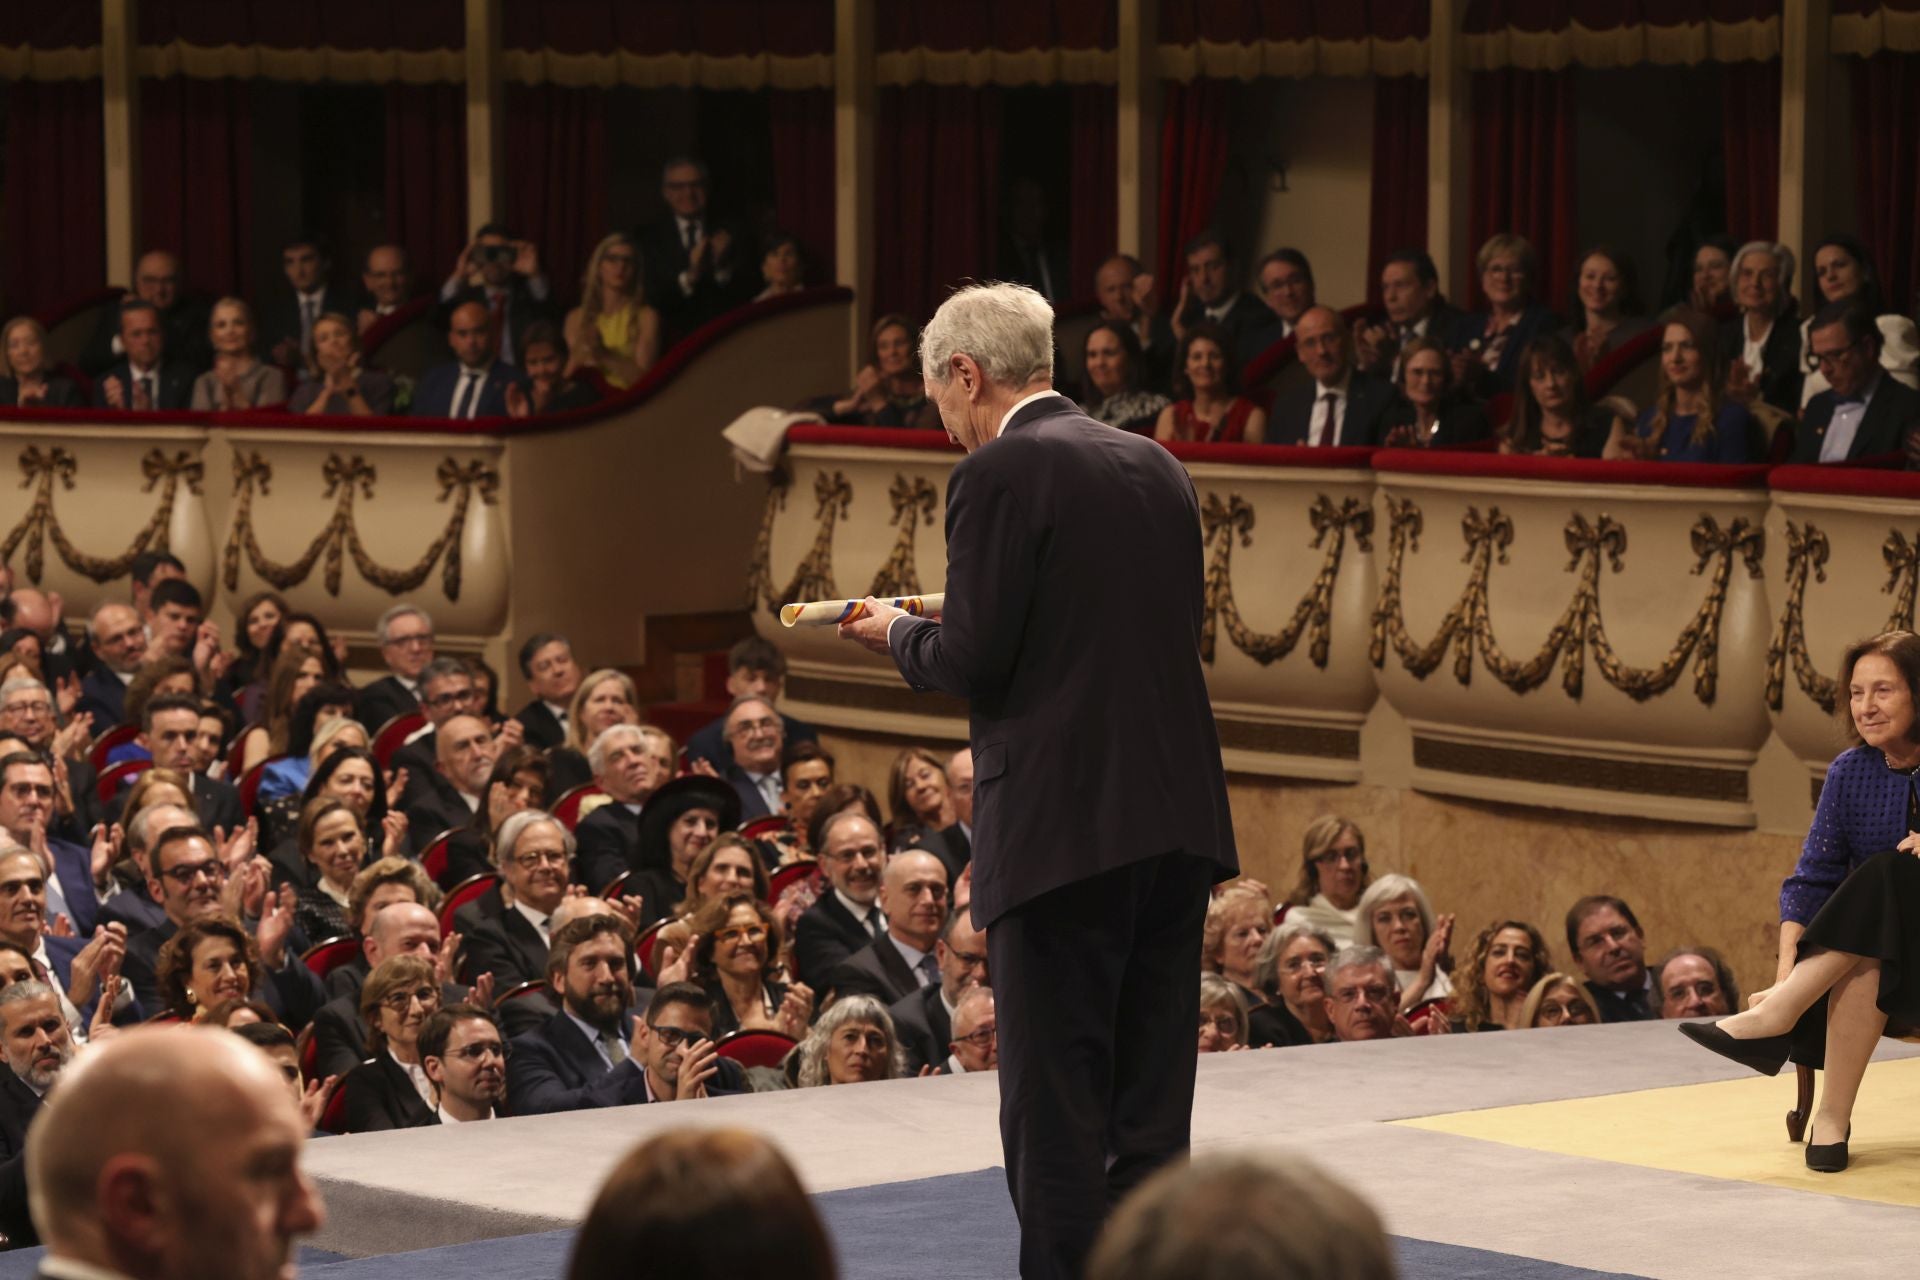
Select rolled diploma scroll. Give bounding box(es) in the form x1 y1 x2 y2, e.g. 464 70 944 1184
780 594 944 628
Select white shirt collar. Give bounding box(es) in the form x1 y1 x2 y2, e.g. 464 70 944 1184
944 1052 967 1075
1204 291 1242 321
543 700 569 721
995 388 1058 439
833 887 879 925
297 287 325 305
1317 368 1354 397
511 899 551 940
435 1101 490 1124
887 933 931 974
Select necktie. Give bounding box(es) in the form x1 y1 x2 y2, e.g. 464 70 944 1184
684 219 701 251
867 910 886 939
603 1033 628 1066
302 296 319 352
917 953 941 988
1314 391 1339 447
138 375 154 409
452 371 480 419
489 292 509 362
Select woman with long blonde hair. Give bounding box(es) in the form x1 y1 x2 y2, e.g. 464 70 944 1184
564 233 661 389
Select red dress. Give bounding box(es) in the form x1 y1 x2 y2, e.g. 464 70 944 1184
1171 397 1255 443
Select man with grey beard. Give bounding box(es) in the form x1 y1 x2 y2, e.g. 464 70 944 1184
0 980 79 1245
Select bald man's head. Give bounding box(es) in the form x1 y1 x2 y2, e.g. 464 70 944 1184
366 902 440 969
28 1026 324 1278
878 850 948 950
551 897 617 934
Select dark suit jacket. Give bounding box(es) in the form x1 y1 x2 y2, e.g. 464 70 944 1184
1269 368 1401 448
313 979 470 1079
722 763 776 823
81 297 212 377
576 803 641 897
1446 304 1558 395
261 283 365 363
999 236 1070 303
440 280 553 366
91 359 195 411
0 376 81 408
506 1008 651 1114
192 773 243 835
452 880 507 937
1586 978 1653 1024
463 907 548 988
889 982 953 1075
355 675 419 731
1717 309 1804 413
637 215 751 340
1376 396 1493 450
411 360 527 419
1176 292 1271 355
74 667 130 730
341 1051 437 1132
46 933 140 1026
405 787 476 855
1792 376 1920 464
515 699 566 751
792 890 877 990
0 1069 40 1248
324 953 372 1005
890 394 1238 926
684 711 819 770
98 870 166 933
45 837 98 936
824 936 921 1005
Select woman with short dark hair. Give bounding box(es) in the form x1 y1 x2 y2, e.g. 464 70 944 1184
1500 332 1623 457
687 893 811 1039
340 954 440 1131
1080 321 1169 433
1378 336 1489 449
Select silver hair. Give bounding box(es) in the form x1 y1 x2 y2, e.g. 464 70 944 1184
1732 239 1797 295
1252 919 1338 1000
0 979 57 1016
375 604 432 646
0 678 46 703
1354 874 1434 951
794 994 903 1087
126 803 194 854
492 809 574 870
308 715 366 764
919 282 1056 388
817 807 880 852
587 723 646 778
1324 944 1392 990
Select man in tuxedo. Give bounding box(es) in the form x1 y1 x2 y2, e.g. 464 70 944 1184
890 905 988 1073
824 850 948 1004
683 636 819 770
1793 299 1920 463
411 301 529 420
402 713 499 845
438 223 554 367
356 604 434 731
0 753 98 936
574 724 661 893
791 811 888 988
1173 231 1268 355
26 1025 325 1279
1270 307 1399 448
1569 895 1653 1023
261 234 361 368
717 695 785 822
92 299 195 412
506 913 648 1114
1719 241 1803 413
1236 248 1317 365
514 633 582 749
358 243 413 334
639 157 748 341
837 282 1237 1280
462 811 571 988
420 1005 510 1123
0 980 75 1247
79 249 212 378
1354 248 1459 382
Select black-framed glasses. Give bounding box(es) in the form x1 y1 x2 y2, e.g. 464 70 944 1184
160 859 226 886
1310 849 1364 867
379 986 441 1013
1807 337 1865 372
510 849 569 870
955 1025 996 1049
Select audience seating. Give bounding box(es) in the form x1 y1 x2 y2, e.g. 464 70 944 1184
237 758 278 819
550 783 604 832
599 870 629 900
301 937 361 982
714 1029 798 1070
371 713 426 771
87 725 139 772
95 759 150 804
417 830 457 884
634 918 667 979
767 863 816 904
440 873 498 939
494 979 549 1008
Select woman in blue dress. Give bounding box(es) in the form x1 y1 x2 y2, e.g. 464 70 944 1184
1681 631 1920 1172
1606 306 1756 463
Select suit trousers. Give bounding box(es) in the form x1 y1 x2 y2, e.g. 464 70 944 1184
986 850 1215 1280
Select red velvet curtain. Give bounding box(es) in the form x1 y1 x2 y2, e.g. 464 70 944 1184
1068 84 1117 308
4 80 105 317
139 78 254 301
1468 67 1577 310
1722 60 1780 244
504 83 607 312
873 84 1003 325
1853 53 1920 319
383 83 468 295
1368 76 1429 306
1154 79 1233 309
769 88 837 281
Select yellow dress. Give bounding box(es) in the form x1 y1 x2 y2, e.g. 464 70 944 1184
594 308 640 389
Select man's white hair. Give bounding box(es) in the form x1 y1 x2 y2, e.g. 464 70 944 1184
920 282 1055 388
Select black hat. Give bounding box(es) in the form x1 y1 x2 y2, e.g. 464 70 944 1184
634 775 743 873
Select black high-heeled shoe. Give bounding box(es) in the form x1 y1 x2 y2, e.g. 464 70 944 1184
1806 1138 1849 1173
1677 1020 1793 1077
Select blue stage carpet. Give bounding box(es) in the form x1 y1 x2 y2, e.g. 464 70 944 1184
0 1168 1649 1279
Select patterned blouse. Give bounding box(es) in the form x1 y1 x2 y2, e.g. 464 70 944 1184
1779 745 1918 925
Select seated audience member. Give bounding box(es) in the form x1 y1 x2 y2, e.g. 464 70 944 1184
549 667 642 794
76 603 148 730
356 604 432 729
440 223 553 366
513 633 584 749
0 318 81 406
111 657 196 764
821 313 938 429
238 646 328 774
649 835 770 978
1610 307 1756 463
340 954 441 1131
0 978 75 1240
1449 921 1551 1032
1171 230 1268 353
1093 253 1175 390
465 810 575 987
887 746 968 876
945 985 997 1074
641 981 747 1103
1566 894 1652 1022
1793 299 1920 465
687 894 812 1038
191 297 287 410
574 724 665 892
1202 882 1272 1009
1249 921 1336 1047
130 550 190 616
626 776 738 931
507 914 651 1113
205 998 276 1030
1000 178 1067 301
1447 232 1557 396
716 695 787 822
760 741 835 867
1354 247 1458 381
1378 337 1490 449
92 299 195 411
1690 235 1738 315
563 233 660 391
101 788 194 933
1523 971 1602 1027
404 713 500 841
890 907 988 1073
1197 973 1249 1053
1086 1150 1396 1280
1079 321 1170 432
140 577 206 664
1500 333 1625 457
1356 874 1455 1016
426 746 550 891
1719 240 1803 412
509 322 601 416
0 846 103 1032
291 312 394 415
226 589 288 694
1153 323 1266 444
566 1129 831 1280
320 857 443 1002
264 743 385 888
292 798 383 942
228 1019 332 1130
80 249 210 375
419 1004 510 1123
255 685 359 809
1797 233 1920 406
1323 946 1404 1042
822 849 948 1005
1566 245 1649 372
311 899 464 1077
358 243 412 331
793 810 888 988
412 300 528 419
1280 815 1372 947
684 637 819 770
389 653 490 802
153 916 257 1022
1238 248 1317 363
132 692 243 834
755 232 807 301
0 750 99 935
788 993 902 1088
640 157 749 338
264 234 361 367
1269 306 1396 448
1652 946 1738 1019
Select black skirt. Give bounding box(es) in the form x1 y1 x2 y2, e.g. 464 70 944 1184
1789 849 1920 1068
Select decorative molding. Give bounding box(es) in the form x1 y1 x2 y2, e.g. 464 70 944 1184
786 672 967 721
1412 736 1750 804
0 446 202 584
867 474 937 600
1370 497 1762 703
1200 492 1371 668
221 452 498 600
1214 717 1360 761
1765 519 1920 715
746 470 850 615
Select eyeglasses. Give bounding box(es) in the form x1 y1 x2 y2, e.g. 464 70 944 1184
385 633 434 649
1807 338 1864 371
947 948 988 970
4 784 52 800
510 848 569 870
1 702 49 717
1329 984 1394 1006
1280 954 1329 973
445 1040 509 1063
380 986 440 1013
955 1025 996 1049
649 1025 706 1049
423 688 476 710
715 924 768 945
727 717 782 739
1311 849 1363 867
160 859 227 886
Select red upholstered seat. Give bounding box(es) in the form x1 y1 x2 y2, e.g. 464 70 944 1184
440 872 499 939
551 783 605 832
238 757 284 818
767 862 818 905
418 830 457 884
88 724 140 772
301 936 361 981
96 759 151 804
494 978 549 1008
714 1029 797 1070
634 918 668 978
371 712 426 770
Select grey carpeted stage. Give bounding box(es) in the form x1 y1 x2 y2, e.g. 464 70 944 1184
299 1021 1920 1279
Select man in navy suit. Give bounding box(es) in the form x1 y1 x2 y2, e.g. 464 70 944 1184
0 754 97 936
1270 306 1399 448
0 980 78 1248
260 234 364 369
91 299 195 412
505 914 650 1114
716 695 785 822
75 602 148 731
637 157 750 342
683 636 820 771
822 850 948 1005
410 300 528 420
1793 299 1920 465
791 812 889 989
513 633 582 750
1172 230 1269 356
890 906 989 1074
837 283 1237 1280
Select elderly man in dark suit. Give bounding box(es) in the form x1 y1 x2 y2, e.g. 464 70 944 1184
822 849 948 1005
837 282 1237 1280
91 299 195 412
1270 306 1399 448
75 602 148 731
513 633 582 750
891 906 989 1074
0 980 78 1247
411 300 528 419
462 811 572 988
637 157 749 342
791 811 889 989
356 604 434 732
79 249 212 378
573 724 660 894
1793 298 1920 465
1355 247 1461 382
